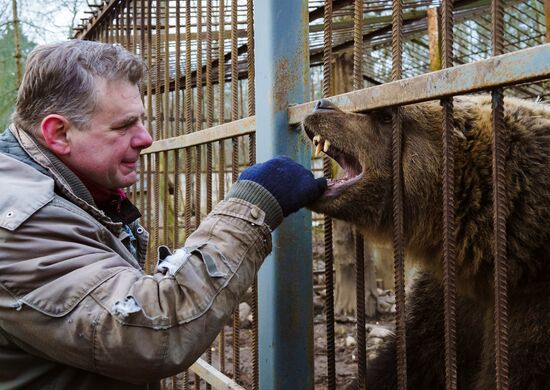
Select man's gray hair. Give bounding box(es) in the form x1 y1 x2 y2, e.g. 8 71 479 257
13 40 145 133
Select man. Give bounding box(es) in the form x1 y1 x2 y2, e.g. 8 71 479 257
0 40 326 389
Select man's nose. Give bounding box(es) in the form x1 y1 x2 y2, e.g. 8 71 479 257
314 99 337 112
132 125 153 149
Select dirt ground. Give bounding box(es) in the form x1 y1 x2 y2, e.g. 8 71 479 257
171 234 395 389
184 308 395 389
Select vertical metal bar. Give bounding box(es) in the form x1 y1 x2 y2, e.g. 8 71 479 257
441 0 457 389
164 0 171 139
185 0 192 135
255 0 313 388
174 149 180 248
218 137 226 373
153 152 161 272
353 0 363 90
163 150 169 245
146 0 153 135
353 1 367 388
230 0 241 383
196 0 204 133
491 1 509 389
184 0 193 243
146 153 153 269
217 14 227 372
391 0 407 389
195 145 202 227
322 1 336 389
155 0 162 141
184 146 192 236
355 229 367 387
246 1 257 387
218 0 225 126
175 0 182 137
132 0 137 53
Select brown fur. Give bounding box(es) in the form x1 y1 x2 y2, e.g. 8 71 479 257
303 95 550 389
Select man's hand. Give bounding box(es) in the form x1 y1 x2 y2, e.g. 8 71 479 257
238 156 327 217
225 156 326 229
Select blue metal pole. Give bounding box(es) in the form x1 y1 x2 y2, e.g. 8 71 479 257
254 0 313 389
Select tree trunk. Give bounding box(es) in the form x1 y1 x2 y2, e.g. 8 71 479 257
11 0 22 87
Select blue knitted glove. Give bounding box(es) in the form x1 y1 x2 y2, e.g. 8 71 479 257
225 156 327 229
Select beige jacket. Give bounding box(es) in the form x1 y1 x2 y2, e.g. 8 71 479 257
0 127 273 389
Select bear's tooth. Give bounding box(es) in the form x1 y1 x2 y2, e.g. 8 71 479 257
314 142 323 157
323 140 331 153
313 135 321 145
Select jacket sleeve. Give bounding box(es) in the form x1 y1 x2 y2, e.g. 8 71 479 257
0 197 272 383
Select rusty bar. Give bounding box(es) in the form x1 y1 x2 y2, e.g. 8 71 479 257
194 145 202 227
218 136 226 373
146 153 153 268
196 0 204 133
163 150 169 245
245 0 257 387
322 0 336 388
175 0 182 137
185 0 192 135
491 0 509 388
391 0 407 388
247 0 255 118
355 230 367 387
353 0 363 90
440 0 458 388
164 0 171 139
146 0 153 135
230 0 241 383
288 44 550 125
219 0 226 126
142 116 255 154
153 152 161 274
132 0 137 53
173 149 180 248
115 7 120 43
155 0 162 141
184 146 192 241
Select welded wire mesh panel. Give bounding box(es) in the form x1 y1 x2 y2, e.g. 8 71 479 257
76 0 256 388
75 0 550 388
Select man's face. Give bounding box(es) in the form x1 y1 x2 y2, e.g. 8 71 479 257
63 79 153 190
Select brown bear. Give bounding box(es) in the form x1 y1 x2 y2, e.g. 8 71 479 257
302 95 550 389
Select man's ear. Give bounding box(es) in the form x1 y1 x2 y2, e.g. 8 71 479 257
40 115 72 155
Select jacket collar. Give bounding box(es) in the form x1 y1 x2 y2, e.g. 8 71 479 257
7 125 137 234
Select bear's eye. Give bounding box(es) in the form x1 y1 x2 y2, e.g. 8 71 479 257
373 109 393 124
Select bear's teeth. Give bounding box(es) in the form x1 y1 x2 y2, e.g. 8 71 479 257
314 142 323 157
323 140 331 153
313 135 321 145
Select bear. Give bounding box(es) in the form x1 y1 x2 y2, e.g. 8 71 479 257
302 95 550 389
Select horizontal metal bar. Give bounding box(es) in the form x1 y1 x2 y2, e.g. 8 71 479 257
289 43 550 124
142 44 550 155
141 116 255 154
189 359 246 390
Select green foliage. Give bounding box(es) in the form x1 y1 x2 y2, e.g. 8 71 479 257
0 27 35 133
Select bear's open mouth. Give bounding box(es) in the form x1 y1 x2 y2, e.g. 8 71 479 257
306 131 363 197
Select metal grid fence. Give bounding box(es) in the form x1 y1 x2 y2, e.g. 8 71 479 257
76 1 550 389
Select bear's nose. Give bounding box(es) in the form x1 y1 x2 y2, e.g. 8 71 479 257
314 99 337 112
